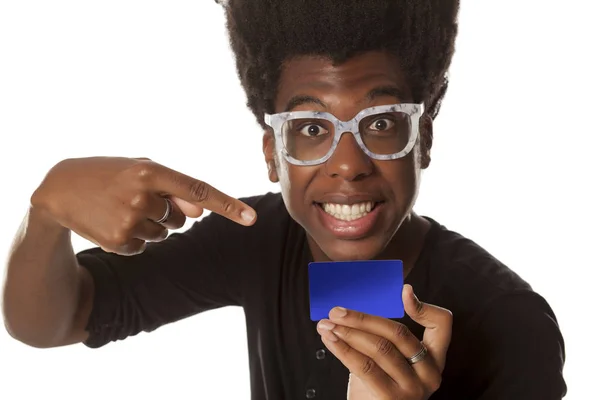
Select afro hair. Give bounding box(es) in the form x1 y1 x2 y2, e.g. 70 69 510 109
222 0 460 128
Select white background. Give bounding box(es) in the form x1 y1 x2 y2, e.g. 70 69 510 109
1 1 598 399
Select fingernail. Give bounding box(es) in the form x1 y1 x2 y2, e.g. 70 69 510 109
320 329 339 342
241 209 256 223
324 334 339 342
318 320 335 331
406 284 418 300
330 307 347 319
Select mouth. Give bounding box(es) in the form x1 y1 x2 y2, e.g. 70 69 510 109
318 201 381 222
313 198 385 240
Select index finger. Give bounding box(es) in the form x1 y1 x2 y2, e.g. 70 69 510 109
142 162 257 226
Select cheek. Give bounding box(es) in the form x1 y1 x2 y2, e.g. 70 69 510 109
276 159 317 215
407 151 422 185
379 155 421 203
276 159 292 195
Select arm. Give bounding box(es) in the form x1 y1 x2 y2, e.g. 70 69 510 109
76 210 252 349
2 157 257 349
3 202 255 350
2 207 93 348
471 292 567 399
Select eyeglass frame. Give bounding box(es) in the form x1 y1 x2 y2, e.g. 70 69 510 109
264 103 424 166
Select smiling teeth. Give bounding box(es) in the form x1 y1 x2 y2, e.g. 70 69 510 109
321 201 374 221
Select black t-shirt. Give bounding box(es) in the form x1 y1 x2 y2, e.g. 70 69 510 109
77 192 567 399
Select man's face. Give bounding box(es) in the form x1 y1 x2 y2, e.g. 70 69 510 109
264 51 430 261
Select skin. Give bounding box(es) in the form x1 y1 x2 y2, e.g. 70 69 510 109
264 51 453 399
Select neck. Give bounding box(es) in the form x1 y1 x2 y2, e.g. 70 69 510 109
378 212 430 277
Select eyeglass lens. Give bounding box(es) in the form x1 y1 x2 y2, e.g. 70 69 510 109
281 111 411 162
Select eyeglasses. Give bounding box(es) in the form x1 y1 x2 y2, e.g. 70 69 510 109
264 103 424 166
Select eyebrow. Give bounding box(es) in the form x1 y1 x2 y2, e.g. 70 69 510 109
365 85 407 103
283 85 408 112
284 95 327 112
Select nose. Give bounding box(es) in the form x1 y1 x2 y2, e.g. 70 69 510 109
325 132 373 181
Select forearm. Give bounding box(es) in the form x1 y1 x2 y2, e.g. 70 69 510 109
2 206 83 347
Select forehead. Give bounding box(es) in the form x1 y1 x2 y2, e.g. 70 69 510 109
275 51 412 114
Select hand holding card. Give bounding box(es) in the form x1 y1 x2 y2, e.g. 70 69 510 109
308 260 405 321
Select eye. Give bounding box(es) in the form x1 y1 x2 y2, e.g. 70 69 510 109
300 123 328 137
368 118 395 131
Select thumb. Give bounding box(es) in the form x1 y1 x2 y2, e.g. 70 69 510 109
403 284 453 371
170 196 205 219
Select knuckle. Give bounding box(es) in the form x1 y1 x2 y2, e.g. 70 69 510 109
221 200 234 215
121 241 146 256
159 228 169 240
188 180 210 203
30 187 44 209
415 299 425 314
444 314 454 329
438 308 454 328
129 192 150 210
339 342 353 357
153 227 169 241
428 375 442 393
164 206 186 229
100 245 115 254
355 311 366 323
107 229 130 248
405 385 425 399
360 358 377 376
168 218 185 230
375 337 394 356
131 161 156 183
336 326 352 339
120 211 138 231
105 216 137 247
392 323 411 340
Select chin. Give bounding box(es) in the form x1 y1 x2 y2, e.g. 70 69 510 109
312 236 389 262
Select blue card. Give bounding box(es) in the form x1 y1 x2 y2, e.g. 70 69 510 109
308 260 404 321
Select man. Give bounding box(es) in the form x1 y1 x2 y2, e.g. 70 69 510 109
2 1 566 399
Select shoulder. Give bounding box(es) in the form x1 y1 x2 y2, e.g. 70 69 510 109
220 191 287 227
461 290 567 398
240 191 286 211
419 217 565 359
420 218 567 398
187 191 289 237
178 191 294 269
421 218 536 316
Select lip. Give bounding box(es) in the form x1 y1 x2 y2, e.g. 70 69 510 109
315 201 384 240
314 193 384 205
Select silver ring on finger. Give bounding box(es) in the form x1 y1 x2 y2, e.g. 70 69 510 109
155 198 172 224
407 342 428 365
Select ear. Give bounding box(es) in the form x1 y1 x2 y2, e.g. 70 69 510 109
263 131 279 183
419 114 433 169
